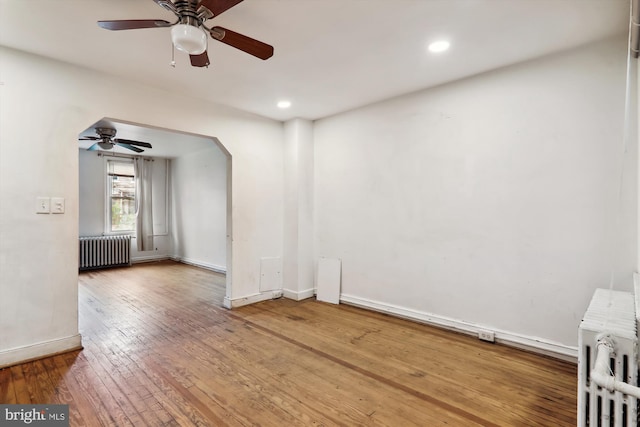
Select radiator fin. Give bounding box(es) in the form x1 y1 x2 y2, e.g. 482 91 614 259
79 236 131 270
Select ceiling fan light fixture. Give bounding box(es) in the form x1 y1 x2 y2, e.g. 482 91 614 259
171 24 207 55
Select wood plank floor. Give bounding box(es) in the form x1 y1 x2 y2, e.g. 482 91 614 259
0 260 577 426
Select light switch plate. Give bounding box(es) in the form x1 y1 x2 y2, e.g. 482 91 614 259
36 197 50 214
51 197 65 214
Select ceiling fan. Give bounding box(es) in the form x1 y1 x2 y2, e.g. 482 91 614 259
97 0 274 67
79 128 153 153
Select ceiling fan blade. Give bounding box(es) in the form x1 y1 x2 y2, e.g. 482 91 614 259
199 0 243 17
209 27 273 60
87 143 101 151
98 20 172 31
114 138 152 148
79 136 100 141
190 51 210 67
115 142 145 153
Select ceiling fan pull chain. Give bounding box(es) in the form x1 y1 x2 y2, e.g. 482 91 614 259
171 43 176 68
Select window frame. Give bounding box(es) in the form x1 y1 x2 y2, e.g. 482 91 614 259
104 158 136 235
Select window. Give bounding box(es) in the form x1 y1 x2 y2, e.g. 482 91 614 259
107 160 136 232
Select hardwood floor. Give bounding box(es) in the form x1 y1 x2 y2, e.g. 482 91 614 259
0 260 577 426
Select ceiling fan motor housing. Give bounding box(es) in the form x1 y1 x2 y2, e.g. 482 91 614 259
96 127 117 138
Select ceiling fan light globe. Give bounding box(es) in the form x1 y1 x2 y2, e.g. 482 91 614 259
98 142 113 150
171 24 207 55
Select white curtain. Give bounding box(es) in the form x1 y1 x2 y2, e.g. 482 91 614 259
134 158 154 251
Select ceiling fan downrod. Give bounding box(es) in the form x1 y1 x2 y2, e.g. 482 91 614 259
166 0 214 26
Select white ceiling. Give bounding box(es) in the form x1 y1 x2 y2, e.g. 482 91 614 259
1 0 632 158
0 0 630 124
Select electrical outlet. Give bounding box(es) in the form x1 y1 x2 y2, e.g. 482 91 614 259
478 330 495 343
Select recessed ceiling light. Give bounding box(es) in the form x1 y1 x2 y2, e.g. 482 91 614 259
428 40 450 53
277 100 292 109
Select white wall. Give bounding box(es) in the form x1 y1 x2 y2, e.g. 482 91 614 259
314 36 636 354
0 46 284 366
171 145 228 271
636 60 640 273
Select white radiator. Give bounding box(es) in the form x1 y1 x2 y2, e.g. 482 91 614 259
79 235 131 270
578 288 639 426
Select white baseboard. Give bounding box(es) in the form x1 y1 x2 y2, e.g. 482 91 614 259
171 256 226 274
224 290 283 309
0 334 83 369
340 294 578 362
283 287 315 301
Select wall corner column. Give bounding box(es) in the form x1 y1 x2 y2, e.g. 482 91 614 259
283 118 315 300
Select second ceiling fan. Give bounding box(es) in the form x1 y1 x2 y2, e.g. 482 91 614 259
98 0 273 67
80 128 153 153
